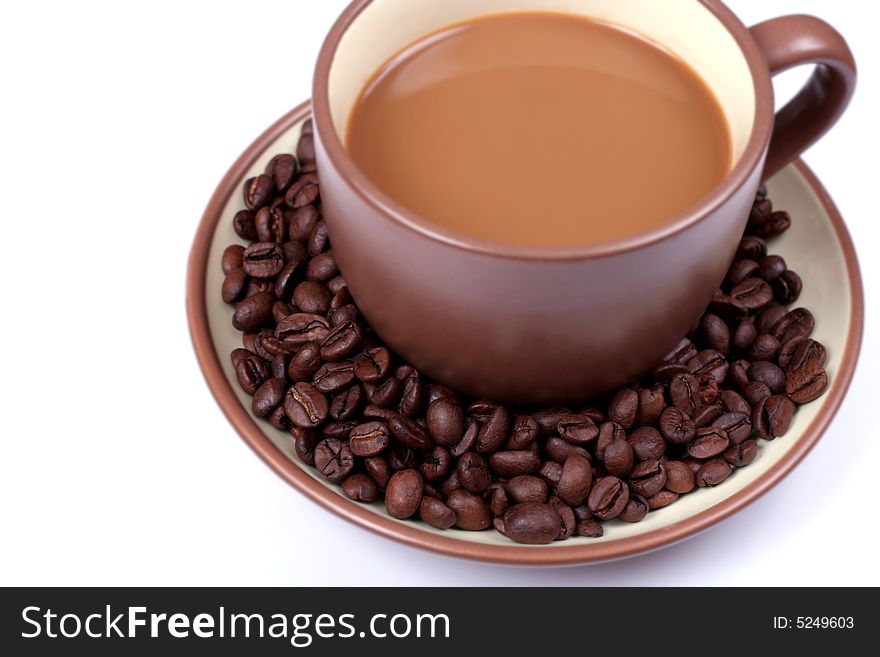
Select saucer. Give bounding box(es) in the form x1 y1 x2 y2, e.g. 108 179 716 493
187 101 863 565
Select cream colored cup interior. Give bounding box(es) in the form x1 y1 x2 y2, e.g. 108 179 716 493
327 0 756 166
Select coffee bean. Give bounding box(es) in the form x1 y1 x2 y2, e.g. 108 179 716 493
728 359 751 391
602 437 634 478
503 503 563 545
786 364 828 404
420 446 451 481
419 496 456 529
233 291 274 332
557 454 592 506
456 452 491 493
507 475 549 504
743 381 772 406
255 207 287 243
670 373 701 416
320 321 363 361
757 255 786 282
284 382 328 428
270 353 289 379
771 307 815 344
712 412 752 445
538 461 563 487
275 313 330 349
242 242 284 279
687 427 730 460
709 294 748 320
222 267 247 303
773 270 802 303
608 388 638 429
753 210 791 238
329 384 364 421
233 209 258 240
732 319 758 354
749 334 781 362
288 205 320 241
533 407 572 435
545 437 590 464
696 459 733 487
292 427 320 465
308 220 330 256
694 403 723 428
446 489 491 530
328 277 350 299
353 347 392 384
659 407 696 445
297 133 316 163
399 372 426 417
687 349 729 385
647 490 679 510
635 387 665 426
576 520 605 537
221 245 245 275
507 415 539 449
476 406 510 454
243 174 274 210
664 460 696 494
550 498 576 540
617 495 649 523
252 377 287 418
284 173 319 208
388 414 433 451
720 390 751 415
489 451 540 478
265 153 298 192
726 260 759 288
342 473 378 502
753 394 796 440
748 360 786 394
557 413 599 444
724 439 758 467
450 420 479 458
348 421 390 457
287 345 322 382
313 361 356 393
784 338 827 375
365 456 391 489
290 280 330 315
736 235 767 260
587 476 629 520
313 438 353 484
595 421 625 461
385 469 423 519
306 253 339 282
281 240 308 265
630 459 667 497
629 426 666 461
700 313 731 355
234 352 269 395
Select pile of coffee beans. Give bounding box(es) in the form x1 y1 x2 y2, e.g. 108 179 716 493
220 122 829 544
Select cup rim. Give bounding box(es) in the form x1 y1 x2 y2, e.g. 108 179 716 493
312 0 775 261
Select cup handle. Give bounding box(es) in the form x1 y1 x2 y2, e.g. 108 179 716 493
749 15 856 180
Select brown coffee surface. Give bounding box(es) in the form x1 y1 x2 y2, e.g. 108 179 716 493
346 12 732 246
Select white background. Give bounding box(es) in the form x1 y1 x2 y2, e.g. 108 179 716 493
0 0 877 586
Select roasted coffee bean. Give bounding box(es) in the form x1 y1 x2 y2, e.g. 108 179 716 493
389 445 418 471
243 174 274 210
507 415 539 449
694 403 723 428
618 495 649 523
275 313 330 348
292 281 330 315
273 261 299 300
385 469 423 519
292 427 320 466
757 255 786 282
252 377 287 418
284 382 328 428
348 421 390 457
726 259 759 288
388 414 433 451
576 520 605 537
748 360 786 394
323 420 357 440
664 338 698 364
538 461 563 487
549 497 576 540
306 253 338 284
727 359 751 391
557 413 599 444
313 361 356 393
709 294 748 320
313 438 353 484
424 398 465 447
255 207 286 243
670 373 701 416
233 209 258 240
287 345 321 382
629 426 666 461
786 364 828 404
420 446 452 481
700 313 731 356
687 427 730 460
231 348 250 370
755 307 785 337
507 475 548 504
362 405 395 422
489 451 540 478
771 307 815 344
234 353 270 395
736 235 767 260
579 406 606 423
419 496 456 529
608 388 638 429
488 485 508 517
426 384 457 405
687 349 729 385
354 347 393 383
270 353 289 379
773 269 802 304
712 412 752 445
595 421 625 461
732 319 758 354
288 205 320 241
629 459 667 497
399 372 426 417
749 334 781 362
329 384 364 421
320 321 363 361
545 437 590 464
222 245 245 274
450 420 479 458
588 476 629 520
720 390 751 415
340 473 378 503
446 489 491 531
647 490 679 510
784 338 827 375
232 291 274 331
296 132 316 163
725 439 758 467
696 459 733 487
457 452 491 493
438 470 462 498
476 406 510 454
664 460 696 494
308 220 330 256
328 278 350 299
503 503 563 545
557 454 592 506
242 242 284 279
281 239 308 265
743 381 772 406
573 503 593 522
284 173 319 208
659 407 696 445
753 394 796 440
533 407 571 435
635 387 665 426
602 437 634 478
365 456 391 489
265 153 298 192
752 210 791 238
268 405 290 431
222 267 247 303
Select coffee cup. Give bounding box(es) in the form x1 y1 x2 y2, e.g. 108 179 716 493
312 0 855 404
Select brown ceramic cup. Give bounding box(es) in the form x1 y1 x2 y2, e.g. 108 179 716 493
312 0 855 405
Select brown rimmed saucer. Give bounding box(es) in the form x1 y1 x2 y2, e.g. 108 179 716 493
186 101 863 565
